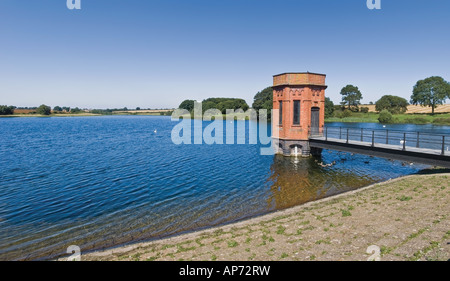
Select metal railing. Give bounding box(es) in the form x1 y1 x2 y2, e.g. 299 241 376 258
321 127 450 155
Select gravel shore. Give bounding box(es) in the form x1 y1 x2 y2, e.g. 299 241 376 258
79 173 450 261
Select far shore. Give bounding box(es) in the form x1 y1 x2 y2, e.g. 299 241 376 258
75 172 450 261
2 106 450 125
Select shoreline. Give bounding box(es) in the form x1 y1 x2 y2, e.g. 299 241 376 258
2 113 449 125
79 172 450 261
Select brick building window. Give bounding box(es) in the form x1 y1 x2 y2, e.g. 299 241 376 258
279 101 283 125
293 100 300 125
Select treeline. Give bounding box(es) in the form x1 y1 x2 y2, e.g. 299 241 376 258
0 104 173 116
0 104 84 115
179 98 249 114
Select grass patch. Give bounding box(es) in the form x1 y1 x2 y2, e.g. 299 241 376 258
276 225 286 235
341 209 352 217
176 243 197 253
397 195 412 201
227 240 238 248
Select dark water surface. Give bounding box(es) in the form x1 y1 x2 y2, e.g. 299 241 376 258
0 116 443 260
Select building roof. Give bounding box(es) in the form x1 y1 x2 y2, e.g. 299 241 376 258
273 72 326 77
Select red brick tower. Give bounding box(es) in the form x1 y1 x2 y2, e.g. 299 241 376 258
272 72 327 156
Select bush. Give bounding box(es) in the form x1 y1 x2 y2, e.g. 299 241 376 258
342 109 352 118
360 107 369 113
378 109 393 123
334 109 352 119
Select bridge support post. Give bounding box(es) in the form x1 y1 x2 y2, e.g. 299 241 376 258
403 133 406 151
442 136 445 155
416 132 420 148
275 139 312 157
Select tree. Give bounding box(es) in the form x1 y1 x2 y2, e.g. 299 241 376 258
0 105 15 115
53 106 63 112
252 87 273 119
324 97 334 118
340 85 362 111
378 109 393 124
36 104 51 115
178 99 196 112
375 95 409 114
410 76 450 114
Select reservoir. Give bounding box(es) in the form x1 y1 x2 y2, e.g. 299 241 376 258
0 116 447 260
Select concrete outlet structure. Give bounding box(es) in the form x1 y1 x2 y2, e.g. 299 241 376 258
272 72 327 157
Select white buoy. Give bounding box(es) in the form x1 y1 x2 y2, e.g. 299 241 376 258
154 129 157 133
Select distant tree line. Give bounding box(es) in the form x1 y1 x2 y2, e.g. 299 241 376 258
178 98 249 114
0 104 176 116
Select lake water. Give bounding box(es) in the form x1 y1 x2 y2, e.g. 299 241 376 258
0 116 447 260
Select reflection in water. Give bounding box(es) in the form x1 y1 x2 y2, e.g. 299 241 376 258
266 151 406 210
268 155 320 209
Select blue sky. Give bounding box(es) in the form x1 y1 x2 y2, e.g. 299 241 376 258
0 0 449 109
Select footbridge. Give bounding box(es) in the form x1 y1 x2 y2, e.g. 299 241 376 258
309 127 450 168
